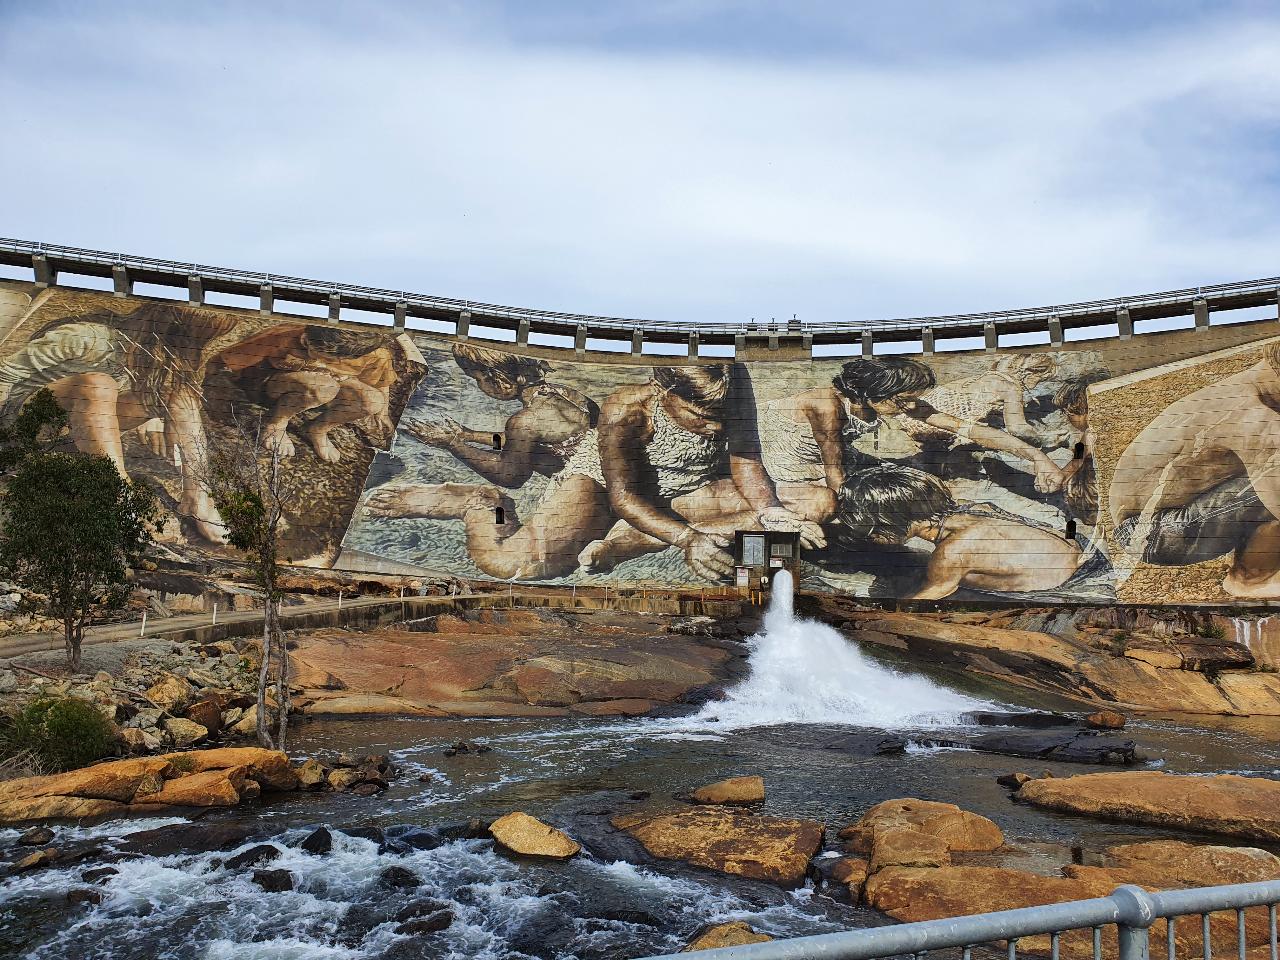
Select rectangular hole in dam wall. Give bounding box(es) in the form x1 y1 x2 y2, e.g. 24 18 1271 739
1134 315 1194 335
404 316 457 336
640 341 690 357
873 339 924 356
1211 305 1275 328
469 324 516 343
1000 330 1051 348
934 334 985 352
272 298 329 319
0 264 32 282
132 282 188 301
812 342 861 358
696 342 735 358
58 272 114 292
339 307 395 328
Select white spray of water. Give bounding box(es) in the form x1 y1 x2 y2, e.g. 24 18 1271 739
681 570 993 731
1232 616 1271 651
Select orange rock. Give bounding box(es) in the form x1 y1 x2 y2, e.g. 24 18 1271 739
828 856 870 901
0 757 174 824
1085 710 1126 730
143 767 246 807
840 798 1004 854
869 827 951 873
489 812 581 859
683 921 772 951
1018 771 1280 842
613 807 823 887
161 748 298 792
689 776 765 806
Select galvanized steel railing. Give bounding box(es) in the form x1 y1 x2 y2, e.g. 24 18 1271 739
642 881 1280 960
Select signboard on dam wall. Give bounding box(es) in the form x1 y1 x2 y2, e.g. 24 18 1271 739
0 279 1276 605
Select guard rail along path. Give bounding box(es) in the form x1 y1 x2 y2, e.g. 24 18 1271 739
641 880 1280 960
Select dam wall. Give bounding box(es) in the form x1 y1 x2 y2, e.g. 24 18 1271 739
1 269 1279 606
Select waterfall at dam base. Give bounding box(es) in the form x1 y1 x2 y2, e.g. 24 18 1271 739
686 569 992 731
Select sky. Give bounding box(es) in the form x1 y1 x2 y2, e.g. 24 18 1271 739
1 1 1278 328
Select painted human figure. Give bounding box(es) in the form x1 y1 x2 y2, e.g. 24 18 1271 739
838 464 1087 600
1110 342 1280 599
759 357 1065 497
405 343 598 488
0 304 238 542
212 324 398 463
364 364 819 581
921 354 1057 442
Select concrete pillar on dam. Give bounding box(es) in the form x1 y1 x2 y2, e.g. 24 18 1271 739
1194 297 1210 333
1116 306 1133 340
187 274 204 305
456 311 470 341
860 330 873 356
32 254 55 288
1048 315 1064 347
575 324 587 354
922 327 935 354
983 322 997 353
393 301 407 329
516 318 530 346
631 329 643 354
328 292 341 323
112 265 131 298
259 283 274 315
688 331 699 356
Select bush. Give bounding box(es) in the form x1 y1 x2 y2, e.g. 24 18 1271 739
4 698 117 772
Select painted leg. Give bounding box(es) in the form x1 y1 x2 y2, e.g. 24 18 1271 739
49 374 126 471
262 371 341 458
306 379 387 463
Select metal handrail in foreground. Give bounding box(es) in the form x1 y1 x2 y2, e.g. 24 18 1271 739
640 881 1280 960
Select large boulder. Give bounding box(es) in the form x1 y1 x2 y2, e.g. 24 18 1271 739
689 776 765 806
0 757 173 822
613 807 824 887
162 718 208 749
1018 771 1280 842
840 798 1004 854
489 812 580 860
868 827 951 873
185 697 223 734
142 767 246 807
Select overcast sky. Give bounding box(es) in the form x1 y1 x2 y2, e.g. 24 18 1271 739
2 1 1278 327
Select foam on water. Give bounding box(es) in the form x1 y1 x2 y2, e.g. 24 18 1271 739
678 570 993 731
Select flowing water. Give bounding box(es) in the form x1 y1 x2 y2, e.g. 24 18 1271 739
5 577 1280 959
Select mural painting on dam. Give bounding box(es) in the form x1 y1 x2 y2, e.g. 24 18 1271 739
1 280 1278 604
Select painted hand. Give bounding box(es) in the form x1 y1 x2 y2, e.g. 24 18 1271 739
758 506 827 549
405 417 460 447
682 530 735 581
1032 458 1065 494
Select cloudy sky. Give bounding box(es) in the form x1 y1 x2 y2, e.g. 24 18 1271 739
2 1 1278 327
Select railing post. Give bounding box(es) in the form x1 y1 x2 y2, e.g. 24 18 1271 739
1113 885 1157 960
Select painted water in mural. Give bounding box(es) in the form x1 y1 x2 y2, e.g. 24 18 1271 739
1 283 1278 604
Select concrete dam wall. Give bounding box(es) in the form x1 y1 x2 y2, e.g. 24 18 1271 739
1 276 1278 606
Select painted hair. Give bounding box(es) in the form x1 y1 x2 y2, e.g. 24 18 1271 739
452 343 549 386
652 364 731 411
837 464 955 543
1053 380 1090 417
832 358 936 403
994 354 1056 381
1063 458 1098 519
301 324 392 359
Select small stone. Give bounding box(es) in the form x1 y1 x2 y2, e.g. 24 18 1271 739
81 867 118 884
12 848 59 873
240 779 262 800
225 844 281 871
185 697 223 733
416 773 434 783
0 671 16 695
378 866 421 890
689 776 765 806
19 827 54 846
335 753 359 768
93 671 113 684
295 759 328 790
351 783 383 797
328 768 361 791
395 898 452 922
231 712 258 737
126 707 164 730
66 888 103 906
298 827 333 855
162 717 209 749
252 868 294 892
221 707 243 728
1085 710 1127 730
145 673 195 713
121 727 162 752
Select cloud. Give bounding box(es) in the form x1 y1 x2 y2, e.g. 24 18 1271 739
1 2 1278 327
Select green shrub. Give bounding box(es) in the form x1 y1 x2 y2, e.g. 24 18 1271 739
4 698 117 772
1196 622 1226 640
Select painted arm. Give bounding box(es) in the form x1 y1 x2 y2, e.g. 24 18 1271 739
923 409 1063 492
599 389 733 580
909 540 970 600
998 379 1034 439
803 395 847 491
406 409 537 488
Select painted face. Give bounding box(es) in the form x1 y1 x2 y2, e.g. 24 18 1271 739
868 391 924 418
661 391 724 438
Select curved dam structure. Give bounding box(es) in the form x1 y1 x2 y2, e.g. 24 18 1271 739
2 238 1279 606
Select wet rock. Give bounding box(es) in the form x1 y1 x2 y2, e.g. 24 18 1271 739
967 710 1074 729
683 921 773 951
240 779 261 801
394 897 453 923
65 888 103 907
997 772 1035 789
224 844 281 871
350 783 383 797
145 766 245 807
613 807 823 887
378 866 421 890
918 729 1138 765
434 818 489 841
252 868 294 892
81 866 118 884
869 828 951 873
395 910 454 935
1085 709 1126 730
489 811 581 859
342 825 386 846
825 856 870 902
443 740 491 758
11 848 58 872
161 717 209 749
161 747 299 792
19 827 54 846
298 827 333 855
328 768 361 791
821 731 908 756
688 775 764 806
839 798 1004 855
145 673 194 713
1018 771 1280 841
119 821 260 858
294 759 328 790
0 757 174 823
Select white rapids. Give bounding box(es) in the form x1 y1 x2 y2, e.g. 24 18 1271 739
678 569 994 732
